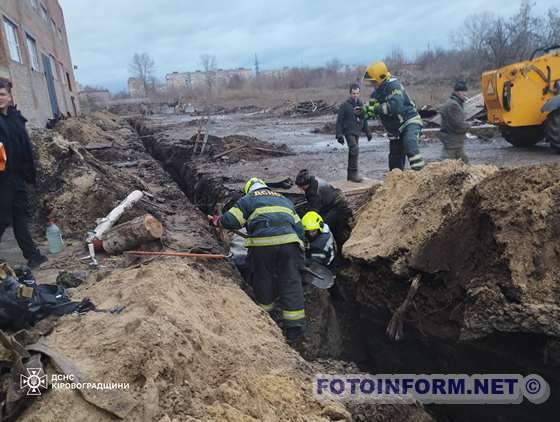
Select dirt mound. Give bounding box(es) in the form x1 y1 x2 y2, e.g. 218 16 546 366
30 130 144 234
53 113 133 148
342 161 560 369
19 260 351 421
344 161 498 276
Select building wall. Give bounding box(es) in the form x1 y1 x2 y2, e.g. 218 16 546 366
127 77 145 98
0 0 79 127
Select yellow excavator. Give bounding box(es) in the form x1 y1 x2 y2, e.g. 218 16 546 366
482 45 560 148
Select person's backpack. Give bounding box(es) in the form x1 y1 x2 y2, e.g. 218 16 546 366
0 263 94 330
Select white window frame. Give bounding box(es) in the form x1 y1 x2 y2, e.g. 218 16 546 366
29 0 39 10
57 27 63 41
3 18 22 63
25 33 40 71
50 18 56 33
49 55 58 80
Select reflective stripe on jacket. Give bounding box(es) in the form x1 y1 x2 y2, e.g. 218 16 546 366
220 188 304 248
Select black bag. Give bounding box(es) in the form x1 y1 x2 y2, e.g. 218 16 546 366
0 264 94 330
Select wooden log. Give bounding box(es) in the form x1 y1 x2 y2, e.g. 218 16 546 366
212 143 249 160
102 214 163 254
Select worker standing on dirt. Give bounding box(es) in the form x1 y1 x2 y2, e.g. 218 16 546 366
335 83 372 182
0 78 47 269
439 80 470 163
302 211 335 267
208 177 306 342
295 169 353 253
360 61 425 171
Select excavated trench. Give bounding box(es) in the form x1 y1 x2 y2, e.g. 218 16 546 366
130 119 558 422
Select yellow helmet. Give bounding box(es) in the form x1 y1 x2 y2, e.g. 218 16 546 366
302 211 324 231
243 177 267 194
363 61 391 85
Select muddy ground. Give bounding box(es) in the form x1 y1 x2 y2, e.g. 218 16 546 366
150 112 560 183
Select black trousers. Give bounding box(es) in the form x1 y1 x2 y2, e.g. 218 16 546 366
0 185 42 262
324 204 353 252
345 134 359 172
248 243 305 328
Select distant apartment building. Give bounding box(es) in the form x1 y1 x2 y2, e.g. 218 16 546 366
0 0 79 127
127 77 145 98
78 87 110 111
165 68 252 91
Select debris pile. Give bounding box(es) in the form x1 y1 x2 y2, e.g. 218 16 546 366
285 100 337 116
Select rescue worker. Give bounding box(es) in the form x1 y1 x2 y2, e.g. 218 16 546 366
294 169 353 252
361 61 425 171
302 211 335 267
208 177 306 341
0 78 47 268
335 83 372 182
439 80 470 163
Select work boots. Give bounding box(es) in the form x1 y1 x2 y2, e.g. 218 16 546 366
347 170 363 183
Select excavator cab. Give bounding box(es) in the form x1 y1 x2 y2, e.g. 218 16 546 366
482 45 560 148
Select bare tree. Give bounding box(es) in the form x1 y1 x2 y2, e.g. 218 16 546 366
200 54 217 95
129 53 155 94
384 45 406 73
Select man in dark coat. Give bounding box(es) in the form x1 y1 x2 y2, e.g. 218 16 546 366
335 83 372 182
439 80 470 163
0 79 47 268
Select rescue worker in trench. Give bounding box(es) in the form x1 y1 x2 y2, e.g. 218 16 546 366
301 211 335 267
295 169 353 253
0 78 47 268
360 61 426 171
335 83 372 183
439 80 470 163
208 177 306 342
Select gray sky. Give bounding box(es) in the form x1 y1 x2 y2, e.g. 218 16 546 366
59 0 558 92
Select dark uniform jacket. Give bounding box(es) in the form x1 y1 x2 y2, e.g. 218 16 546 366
220 188 304 248
439 93 469 148
306 224 336 266
305 177 346 216
0 106 36 225
335 98 369 138
370 78 423 135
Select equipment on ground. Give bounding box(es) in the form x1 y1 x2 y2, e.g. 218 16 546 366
482 45 560 148
303 262 335 289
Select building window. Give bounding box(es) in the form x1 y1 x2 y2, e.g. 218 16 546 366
66 72 73 91
57 27 63 41
3 18 22 63
40 5 48 22
49 55 58 80
25 34 39 70
29 0 39 10
50 19 56 33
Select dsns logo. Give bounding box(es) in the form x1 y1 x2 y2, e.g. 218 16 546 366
20 368 47 396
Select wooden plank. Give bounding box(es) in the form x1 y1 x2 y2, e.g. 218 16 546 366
213 143 249 160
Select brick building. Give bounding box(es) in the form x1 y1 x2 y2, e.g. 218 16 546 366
0 0 79 127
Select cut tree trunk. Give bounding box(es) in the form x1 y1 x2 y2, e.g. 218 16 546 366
102 214 163 254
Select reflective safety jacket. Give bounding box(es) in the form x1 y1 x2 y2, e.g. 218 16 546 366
220 188 304 248
306 224 336 266
370 78 423 135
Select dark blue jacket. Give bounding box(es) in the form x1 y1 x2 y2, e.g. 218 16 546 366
220 188 304 248
370 78 423 135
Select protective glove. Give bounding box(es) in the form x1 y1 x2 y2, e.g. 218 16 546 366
207 215 220 227
336 135 345 145
366 133 373 141
362 99 381 119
